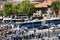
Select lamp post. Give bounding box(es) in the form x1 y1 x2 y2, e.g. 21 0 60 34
48 23 50 38
47 8 52 38
32 22 34 29
42 18 47 38
43 18 50 38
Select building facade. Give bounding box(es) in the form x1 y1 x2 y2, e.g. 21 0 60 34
0 0 59 19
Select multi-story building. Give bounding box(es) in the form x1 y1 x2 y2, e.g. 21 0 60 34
0 0 59 18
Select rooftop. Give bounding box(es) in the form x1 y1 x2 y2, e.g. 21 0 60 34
0 0 56 9
35 0 53 8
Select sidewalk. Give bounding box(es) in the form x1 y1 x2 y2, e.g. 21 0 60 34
25 29 52 35
29 36 59 40
24 28 59 40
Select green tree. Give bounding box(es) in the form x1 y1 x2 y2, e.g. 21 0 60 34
19 0 36 16
3 3 12 17
12 4 20 15
0 10 3 15
12 5 17 14
51 1 60 17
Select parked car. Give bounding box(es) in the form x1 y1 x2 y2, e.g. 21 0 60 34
50 25 60 30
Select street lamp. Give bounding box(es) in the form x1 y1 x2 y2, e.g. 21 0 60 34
43 18 50 38
47 8 52 38
47 22 50 38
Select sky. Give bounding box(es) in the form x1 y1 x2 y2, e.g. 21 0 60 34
8 0 35 2
0 0 41 2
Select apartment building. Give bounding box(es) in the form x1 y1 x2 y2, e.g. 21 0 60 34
0 0 57 18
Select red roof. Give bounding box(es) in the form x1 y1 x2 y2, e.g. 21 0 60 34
0 2 3 9
47 0 52 5
0 0 54 9
35 0 53 8
35 2 47 8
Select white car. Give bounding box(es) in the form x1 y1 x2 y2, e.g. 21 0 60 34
50 27 54 30
58 24 60 27
50 26 60 30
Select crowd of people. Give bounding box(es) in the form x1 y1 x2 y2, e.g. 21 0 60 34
9 30 48 40
0 28 59 40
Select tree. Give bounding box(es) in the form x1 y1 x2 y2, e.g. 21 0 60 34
51 1 60 17
12 5 17 15
3 0 36 17
11 4 20 19
19 0 36 16
0 10 3 15
3 3 12 17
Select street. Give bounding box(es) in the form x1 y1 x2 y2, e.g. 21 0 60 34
0 28 60 40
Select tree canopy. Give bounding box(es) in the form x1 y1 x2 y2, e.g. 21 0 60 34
51 1 60 16
51 1 60 12
12 4 19 15
0 10 3 15
3 3 12 17
3 0 36 17
17 0 36 16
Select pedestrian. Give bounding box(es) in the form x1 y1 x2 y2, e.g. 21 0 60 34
36 33 38 38
4 33 7 37
45 32 47 37
53 38 54 40
29 34 32 39
54 38 57 40
41 34 44 38
31 34 34 38
47 39 49 40
34 30 36 33
11 35 13 39
7 39 9 40
38 33 41 38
